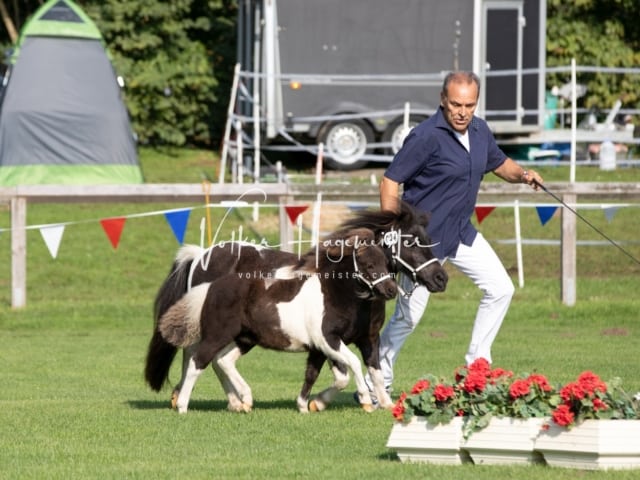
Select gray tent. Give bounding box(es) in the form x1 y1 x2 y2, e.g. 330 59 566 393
0 0 143 185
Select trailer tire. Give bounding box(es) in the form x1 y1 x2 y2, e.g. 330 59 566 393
318 119 374 170
381 115 427 155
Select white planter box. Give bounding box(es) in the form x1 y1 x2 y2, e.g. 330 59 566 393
463 417 546 465
535 419 640 470
386 416 470 465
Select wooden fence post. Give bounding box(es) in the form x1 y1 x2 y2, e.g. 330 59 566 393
279 195 293 252
561 194 577 306
10 196 27 309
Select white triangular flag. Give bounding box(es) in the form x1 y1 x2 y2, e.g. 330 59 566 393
40 225 65 259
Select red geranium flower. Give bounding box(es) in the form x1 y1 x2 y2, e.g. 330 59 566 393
411 379 430 394
391 392 407 421
433 384 455 402
577 371 607 395
509 378 531 399
560 382 586 402
528 373 553 392
468 358 491 374
552 404 575 427
391 401 405 420
463 370 487 393
488 368 513 379
592 398 608 411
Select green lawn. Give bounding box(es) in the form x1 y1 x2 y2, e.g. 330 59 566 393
0 147 639 479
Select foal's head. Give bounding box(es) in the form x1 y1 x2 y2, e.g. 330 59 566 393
390 203 448 293
336 201 448 294
319 228 397 300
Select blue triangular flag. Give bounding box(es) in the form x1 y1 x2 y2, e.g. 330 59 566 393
603 206 618 223
347 204 368 211
164 209 191 244
535 206 558 226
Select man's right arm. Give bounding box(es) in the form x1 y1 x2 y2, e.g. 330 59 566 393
379 176 401 213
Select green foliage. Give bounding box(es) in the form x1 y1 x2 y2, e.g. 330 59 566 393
84 0 219 146
398 360 639 439
548 372 640 428
5 1 640 149
547 0 640 110
396 361 563 440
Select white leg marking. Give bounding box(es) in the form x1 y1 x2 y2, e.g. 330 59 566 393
368 367 392 409
176 355 204 414
328 343 374 411
311 363 351 412
215 343 253 412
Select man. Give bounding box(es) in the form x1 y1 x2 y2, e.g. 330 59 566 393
371 71 544 395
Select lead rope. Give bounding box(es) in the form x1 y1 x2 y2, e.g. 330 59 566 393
535 179 640 265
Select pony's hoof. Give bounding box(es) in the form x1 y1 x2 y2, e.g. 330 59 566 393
361 403 375 413
227 403 252 413
308 400 319 412
170 390 179 410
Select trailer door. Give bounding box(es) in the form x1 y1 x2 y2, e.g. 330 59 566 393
481 0 524 130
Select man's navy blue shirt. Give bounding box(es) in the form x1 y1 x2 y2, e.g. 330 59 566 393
384 107 507 259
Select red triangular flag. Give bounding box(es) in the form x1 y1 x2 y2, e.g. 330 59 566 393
285 205 309 224
100 217 127 250
475 206 496 224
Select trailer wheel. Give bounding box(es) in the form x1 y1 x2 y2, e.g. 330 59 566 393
318 119 374 170
381 115 427 155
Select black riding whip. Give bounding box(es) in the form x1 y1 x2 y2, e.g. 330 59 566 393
533 179 640 266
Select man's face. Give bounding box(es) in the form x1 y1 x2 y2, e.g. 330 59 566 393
440 80 479 133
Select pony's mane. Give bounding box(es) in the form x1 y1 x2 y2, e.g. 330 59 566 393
294 227 374 273
333 200 428 237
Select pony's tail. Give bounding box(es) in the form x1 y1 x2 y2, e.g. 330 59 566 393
153 244 204 325
146 245 204 392
158 284 209 347
144 330 178 391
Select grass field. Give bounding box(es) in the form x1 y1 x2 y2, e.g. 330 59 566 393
1 148 639 479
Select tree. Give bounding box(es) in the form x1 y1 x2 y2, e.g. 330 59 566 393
0 0 18 44
547 0 640 112
85 0 219 146
190 0 237 149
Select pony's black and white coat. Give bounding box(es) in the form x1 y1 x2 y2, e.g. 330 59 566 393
156 228 396 413
145 201 448 412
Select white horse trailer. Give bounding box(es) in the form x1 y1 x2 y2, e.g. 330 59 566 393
233 0 546 170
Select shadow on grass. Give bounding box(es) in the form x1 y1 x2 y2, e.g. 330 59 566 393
377 451 400 462
127 398 308 412
126 399 227 411
127 386 381 412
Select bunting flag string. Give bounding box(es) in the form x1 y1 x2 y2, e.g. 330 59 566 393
164 209 192 244
603 206 619 223
39 224 65 259
284 205 309 225
535 206 559 226
346 203 369 211
100 217 127 250
474 206 496 224
0 201 634 260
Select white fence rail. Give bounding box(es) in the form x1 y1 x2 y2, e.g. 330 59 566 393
2 182 640 308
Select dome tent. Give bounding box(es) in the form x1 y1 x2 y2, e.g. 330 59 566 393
0 0 143 185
